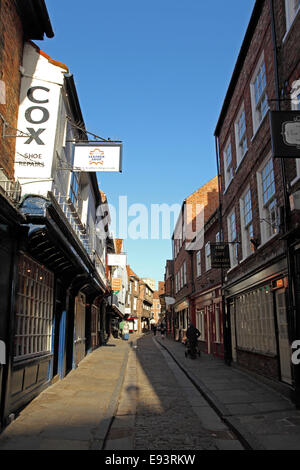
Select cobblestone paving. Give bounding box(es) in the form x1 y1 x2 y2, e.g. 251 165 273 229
131 335 242 450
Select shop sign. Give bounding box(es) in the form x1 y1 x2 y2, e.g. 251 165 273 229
111 278 122 293
211 243 230 269
15 43 64 185
270 111 300 158
73 143 122 172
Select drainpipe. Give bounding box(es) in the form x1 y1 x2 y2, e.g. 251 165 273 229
269 0 299 407
215 135 232 366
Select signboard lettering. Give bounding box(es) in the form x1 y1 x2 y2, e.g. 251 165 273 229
211 243 231 269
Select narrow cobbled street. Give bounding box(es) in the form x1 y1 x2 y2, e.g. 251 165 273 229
105 335 244 450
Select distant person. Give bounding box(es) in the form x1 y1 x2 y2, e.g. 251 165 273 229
119 319 125 338
152 324 157 336
186 322 200 350
160 323 166 339
122 320 130 341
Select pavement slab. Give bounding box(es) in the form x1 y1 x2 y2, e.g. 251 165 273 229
155 336 300 450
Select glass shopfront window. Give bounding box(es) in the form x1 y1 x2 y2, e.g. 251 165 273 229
235 287 276 355
14 254 54 359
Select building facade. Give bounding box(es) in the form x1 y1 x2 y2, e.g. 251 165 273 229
190 209 224 357
214 0 300 401
0 10 121 422
138 281 154 332
172 177 219 343
125 266 140 332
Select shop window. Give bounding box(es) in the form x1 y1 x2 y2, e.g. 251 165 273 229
235 288 276 354
14 254 54 359
196 310 205 341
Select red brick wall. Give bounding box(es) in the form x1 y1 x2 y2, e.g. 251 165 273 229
217 0 287 286
0 0 24 179
173 177 219 307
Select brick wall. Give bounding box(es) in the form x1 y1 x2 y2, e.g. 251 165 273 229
0 0 23 180
173 176 219 306
217 0 287 286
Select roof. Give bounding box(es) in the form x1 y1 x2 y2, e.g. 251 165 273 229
126 265 139 279
15 0 54 40
29 41 68 71
214 0 264 136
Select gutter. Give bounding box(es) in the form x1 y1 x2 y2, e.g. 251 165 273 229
14 0 54 40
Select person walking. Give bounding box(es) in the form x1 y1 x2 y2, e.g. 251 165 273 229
122 320 130 341
186 321 200 357
152 324 157 336
119 319 125 338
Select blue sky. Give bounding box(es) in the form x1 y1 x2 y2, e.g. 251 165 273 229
37 0 255 287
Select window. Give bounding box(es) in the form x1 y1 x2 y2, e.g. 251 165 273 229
133 297 137 311
257 156 279 243
14 254 54 359
240 188 254 259
235 107 247 165
285 0 300 30
227 211 238 267
196 250 201 277
223 141 233 189
235 288 276 354
183 261 187 285
69 171 80 209
205 243 211 271
196 310 205 341
251 55 268 133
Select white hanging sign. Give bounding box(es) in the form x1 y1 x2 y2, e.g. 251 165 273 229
73 143 122 172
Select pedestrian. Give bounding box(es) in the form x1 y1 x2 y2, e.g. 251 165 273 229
119 319 125 338
153 324 157 336
122 320 130 341
186 321 200 356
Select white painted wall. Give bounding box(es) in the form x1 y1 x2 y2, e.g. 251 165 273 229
15 42 66 196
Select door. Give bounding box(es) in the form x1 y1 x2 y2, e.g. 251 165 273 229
275 289 292 384
73 293 86 368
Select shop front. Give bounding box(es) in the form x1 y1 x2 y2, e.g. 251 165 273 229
0 190 26 428
225 258 292 384
194 287 223 357
174 300 189 343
